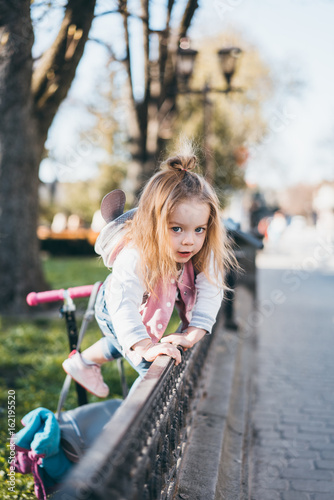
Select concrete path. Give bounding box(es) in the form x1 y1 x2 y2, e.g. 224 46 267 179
248 226 334 500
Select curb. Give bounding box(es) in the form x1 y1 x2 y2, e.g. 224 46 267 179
173 286 256 500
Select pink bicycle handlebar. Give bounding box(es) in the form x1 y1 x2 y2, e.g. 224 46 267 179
27 285 98 306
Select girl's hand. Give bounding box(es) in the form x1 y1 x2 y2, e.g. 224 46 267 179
161 327 207 350
143 343 182 365
131 339 182 365
160 333 193 350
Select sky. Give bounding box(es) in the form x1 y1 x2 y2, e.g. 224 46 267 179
37 0 334 189
191 0 334 188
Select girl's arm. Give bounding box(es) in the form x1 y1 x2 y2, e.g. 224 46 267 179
162 255 224 350
104 248 151 354
104 247 182 365
188 254 224 334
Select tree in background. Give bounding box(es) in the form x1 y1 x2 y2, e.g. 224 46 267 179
115 0 201 192
0 0 199 313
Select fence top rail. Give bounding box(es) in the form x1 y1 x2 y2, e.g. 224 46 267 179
99 351 176 448
54 332 209 499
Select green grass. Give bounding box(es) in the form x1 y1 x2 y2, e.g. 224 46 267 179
0 256 180 499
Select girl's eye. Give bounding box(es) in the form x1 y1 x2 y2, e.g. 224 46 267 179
195 227 205 233
171 227 182 233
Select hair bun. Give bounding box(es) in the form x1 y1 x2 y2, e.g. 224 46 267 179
165 155 197 172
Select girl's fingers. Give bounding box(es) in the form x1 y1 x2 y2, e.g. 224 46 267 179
159 344 182 364
161 335 192 349
145 343 182 365
161 335 181 344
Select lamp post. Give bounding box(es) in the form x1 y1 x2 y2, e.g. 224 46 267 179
217 47 242 91
176 39 242 184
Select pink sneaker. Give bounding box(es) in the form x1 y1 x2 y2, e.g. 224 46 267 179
62 350 109 398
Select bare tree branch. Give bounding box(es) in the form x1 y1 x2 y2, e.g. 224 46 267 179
159 0 175 88
31 0 96 140
119 0 135 103
94 9 119 17
88 37 120 61
94 8 148 24
167 0 175 25
160 0 199 110
139 0 150 155
142 0 150 99
178 0 199 39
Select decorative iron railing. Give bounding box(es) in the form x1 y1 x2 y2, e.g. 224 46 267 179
54 324 214 500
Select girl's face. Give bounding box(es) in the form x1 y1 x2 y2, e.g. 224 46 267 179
168 200 210 264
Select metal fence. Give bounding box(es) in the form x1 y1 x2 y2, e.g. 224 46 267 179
54 329 213 500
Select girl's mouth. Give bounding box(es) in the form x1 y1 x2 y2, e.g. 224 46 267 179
178 251 192 257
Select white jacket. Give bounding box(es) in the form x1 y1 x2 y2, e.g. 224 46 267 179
101 247 224 355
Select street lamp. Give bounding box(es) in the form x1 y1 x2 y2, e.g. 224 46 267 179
177 39 242 93
217 47 242 91
176 38 198 90
176 39 243 183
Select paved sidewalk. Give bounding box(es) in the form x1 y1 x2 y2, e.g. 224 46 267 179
248 229 334 500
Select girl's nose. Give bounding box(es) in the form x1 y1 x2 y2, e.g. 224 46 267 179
182 232 194 245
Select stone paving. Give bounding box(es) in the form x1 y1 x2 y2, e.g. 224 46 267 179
248 228 334 500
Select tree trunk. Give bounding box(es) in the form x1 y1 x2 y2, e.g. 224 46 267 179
0 0 96 313
32 0 96 143
0 0 46 313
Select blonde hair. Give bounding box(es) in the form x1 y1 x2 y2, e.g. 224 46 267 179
123 150 236 292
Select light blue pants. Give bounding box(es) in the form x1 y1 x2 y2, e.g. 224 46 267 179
94 284 152 391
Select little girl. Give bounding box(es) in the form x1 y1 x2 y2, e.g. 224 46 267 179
62 148 235 397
